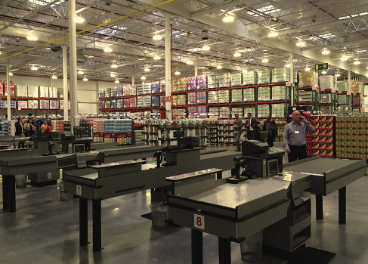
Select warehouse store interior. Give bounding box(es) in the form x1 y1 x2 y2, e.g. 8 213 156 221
0 0 368 264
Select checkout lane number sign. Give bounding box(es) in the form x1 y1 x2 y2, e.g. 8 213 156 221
76 185 82 195
194 213 205 230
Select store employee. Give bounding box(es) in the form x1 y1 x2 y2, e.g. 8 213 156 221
283 111 315 162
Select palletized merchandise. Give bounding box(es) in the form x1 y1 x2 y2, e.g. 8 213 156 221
208 91 219 104
111 99 117 108
272 86 287 100
231 89 242 102
242 71 257 85
123 98 130 108
197 75 207 90
136 84 144 95
0 81 3 96
337 81 348 92
218 73 230 87
243 88 255 102
116 99 123 108
208 107 219 118
178 77 188 91
173 95 178 106
27 100 38 109
151 81 160 94
137 96 151 107
197 106 207 117
257 104 270 118
188 76 196 91
160 81 165 93
319 75 336 90
99 101 105 109
104 119 132 133
104 100 110 109
173 108 186 119
28 85 39 98
188 92 197 105
50 87 58 98
129 86 136 96
144 83 151 94
351 81 363 94
39 86 49 98
177 94 186 105
16 85 27 97
111 87 117 97
160 95 165 107
197 91 206 104
321 105 332 115
231 107 244 118
231 73 242 87
337 94 349 105
60 100 70 110
39 100 50 109
122 86 130 96
172 79 178 92
299 90 313 102
188 106 197 118
258 87 271 101
208 75 218 89
257 71 271 84
272 104 285 118
299 71 318 87
321 94 332 103
218 90 230 104
271 68 289 83
105 88 112 98
17 101 27 110
152 96 160 107
50 100 59 109
116 86 123 97
219 106 230 118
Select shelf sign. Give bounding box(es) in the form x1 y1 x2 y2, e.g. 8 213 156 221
315 63 328 70
76 185 82 195
286 82 291 86
165 96 173 103
194 213 205 230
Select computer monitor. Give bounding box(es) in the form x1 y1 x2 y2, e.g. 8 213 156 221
267 159 279 176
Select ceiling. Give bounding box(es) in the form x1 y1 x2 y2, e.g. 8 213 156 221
0 0 366 84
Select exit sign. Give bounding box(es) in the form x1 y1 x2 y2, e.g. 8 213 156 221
315 63 329 70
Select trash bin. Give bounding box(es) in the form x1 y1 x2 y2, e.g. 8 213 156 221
150 202 168 231
15 174 27 188
240 230 263 263
58 182 73 201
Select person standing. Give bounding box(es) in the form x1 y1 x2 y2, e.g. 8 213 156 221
244 113 256 140
41 120 47 134
233 114 243 151
15 117 23 136
283 111 315 162
265 117 276 147
26 119 35 137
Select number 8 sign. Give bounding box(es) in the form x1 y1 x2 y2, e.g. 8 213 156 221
194 213 205 230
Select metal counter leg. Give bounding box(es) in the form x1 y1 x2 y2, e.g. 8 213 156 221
191 229 203 264
79 198 88 246
217 172 222 180
316 195 323 220
218 237 231 264
92 199 102 252
2 175 9 210
339 187 346 225
8 175 16 212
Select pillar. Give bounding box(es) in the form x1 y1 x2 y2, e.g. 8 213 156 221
132 76 135 87
290 53 294 106
348 70 351 94
165 13 172 120
195 60 198 76
62 46 68 121
6 61 10 121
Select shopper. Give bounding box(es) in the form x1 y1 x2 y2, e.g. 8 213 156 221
283 111 315 162
15 117 23 136
263 114 277 135
233 114 243 151
244 113 256 140
24 119 36 137
44 122 53 134
41 120 47 134
265 117 276 147
253 121 262 141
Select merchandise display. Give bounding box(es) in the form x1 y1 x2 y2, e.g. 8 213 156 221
231 107 244 118
178 77 188 91
207 75 218 89
272 86 288 100
258 104 270 118
177 94 186 105
218 73 230 87
208 107 219 118
218 90 230 103
243 88 255 102
196 75 208 90
258 87 271 101
231 73 242 87
337 81 348 92
351 81 363 95
151 81 160 94
299 71 318 87
307 115 334 157
188 76 196 91
319 75 336 90
257 70 271 84
271 68 289 83
242 71 257 85
231 89 243 103
272 104 286 118
243 106 256 118
152 96 160 107
208 91 219 104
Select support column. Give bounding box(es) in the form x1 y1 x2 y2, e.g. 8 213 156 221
218 237 231 264
316 195 323 220
68 0 78 132
6 61 10 121
79 198 88 246
339 186 347 224
289 53 294 106
92 199 102 252
132 76 135 87
96 81 100 115
62 46 68 121
165 13 172 120
191 229 203 264
348 71 351 94
194 60 198 76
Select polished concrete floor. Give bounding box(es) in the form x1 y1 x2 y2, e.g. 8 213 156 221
0 145 367 264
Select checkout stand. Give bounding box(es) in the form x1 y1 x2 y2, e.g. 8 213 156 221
166 140 366 264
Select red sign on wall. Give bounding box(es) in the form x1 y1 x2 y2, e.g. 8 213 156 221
165 96 173 103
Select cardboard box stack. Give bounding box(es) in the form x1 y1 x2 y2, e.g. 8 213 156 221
258 87 271 101
231 73 242 87
351 81 363 95
299 71 318 87
231 89 242 102
272 86 287 100
307 116 334 157
208 75 218 89
319 75 336 91
218 90 230 103
257 104 270 118
257 71 271 84
218 73 230 87
243 88 255 102
208 91 219 104
272 68 288 83
243 72 257 85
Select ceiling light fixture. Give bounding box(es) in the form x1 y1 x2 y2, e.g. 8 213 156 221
104 46 112 53
336 73 341 77
144 68 150 72
141 76 146 80
268 31 278 38
354 60 361 65
261 58 269 63
234 51 241 57
75 16 85 23
27 35 38 41
111 63 118 68
78 70 84 75
242 69 248 73
186 60 193 65
223 16 235 22
305 66 311 71
115 79 119 84
322 48 330 55
154 56 161 60
217 65 222 69
285 63 290 68
175 71 180 75
31 65 38 71
296 40 306 47
322 70 327 74
9 72 13 76
52 75 57 79
110 73 116 77
341 55 348 61
202 45 210 51
83 76 88 81
153 35 162 41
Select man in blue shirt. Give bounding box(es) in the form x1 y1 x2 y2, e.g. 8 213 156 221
283 111 315 162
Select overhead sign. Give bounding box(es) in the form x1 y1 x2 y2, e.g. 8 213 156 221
315 63 329 70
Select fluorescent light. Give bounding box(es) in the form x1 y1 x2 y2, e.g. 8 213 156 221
336 73 341 77
27 35 38 41
234 52 241 57
202 45 210 51
9 72 13 76
83 77 88 81
154 56 161 60
186 60 193 65
242 69 248 73
175 71 180 75
75 16 85 23
78 70 84 75
354 60 361 65
111 64 118 68
296 41 305 47
261 58 269 63
305 66 311 71
52 75 57 79
285 63 290 68
144 68 150 72
268 31 278 38
110 73 116 77
223 16 235 22
115 79 119 84
104 46 112 53
322 70 327 74
153 35 162 41
217 65 222 69
322 48 330 55
31 66 38 71
141 76 146 80
341 56 348 61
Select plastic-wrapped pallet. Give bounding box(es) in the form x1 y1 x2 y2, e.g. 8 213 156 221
144 83 151 95
257 71 271 84
177 94 186 105
187 76 196 91
28 100 38 109
243 71 257 85
160 95 165 107
111 87 117 97
172 79 178 92
137 97 151 107
51 87 58 98
218 90 230 103
197 106 207 118
257 104 270 118
231 89 242 102
122 86 130 96
272 86 287 100
298 91 313 102
16 85 28 97
130 86 136 96
39 100 49 109
50 100 59 109
111 99 117 109
337 94 349 105
105 100 111 109
115 86 122 97
208 107 219 118
351 81 363 95
320 94 331 104
160 80 165 93
17 101 27 110
136 84 144 95
179 77 188 91
337 81 348 92
208 75 218 89
188 106 197 118
105 88 112 98
173 108 186 119
197 91 206 104
321 106 332 115
218 73 230 88
299 71 318 87
197 75 207 90
243 88 255 102
231 73 242 87
173 95 178 106
39 86 49 98
272 104 285 118
116 99 123 108
123 99 130 108
244 107 256 118
188 92 197 105
319 75 336 90
258 87 271 101
231 108 244 118
208 91 219 104
28 85 39 98
271 68 289 83
152 96 160 107
219 106 230 118
151 81 160 94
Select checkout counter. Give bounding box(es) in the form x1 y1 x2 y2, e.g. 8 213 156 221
166 140 366 264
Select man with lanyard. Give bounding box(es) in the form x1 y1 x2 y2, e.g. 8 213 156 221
244 113 256 140
283 111 315 162
233 114 243 151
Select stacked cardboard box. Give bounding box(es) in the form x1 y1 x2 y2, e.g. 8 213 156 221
299 71 318 87
243 72 257 85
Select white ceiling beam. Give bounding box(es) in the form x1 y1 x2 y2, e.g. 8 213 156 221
302 38 368 51
190 1 239 18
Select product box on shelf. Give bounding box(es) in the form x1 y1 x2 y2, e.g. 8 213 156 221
272 86 288 101
136 84 144 95
116 99 123 108
39 100 50 109
144 83 151 95
152 96 160 107
28 100 39 109
219 106 230 118
111 87 117 98
271 104 286 118
196 91 207 104
258 87 271 101
337 81 348 92
208 91 219 104
177 94 186 105
299 71 318 87
231 73 242 87
159 80 165 93
218 90 230 103
160 95 165 107
105 100 111 109
218 73 230 88
151 81 160 94
271 68 288 83
196 75 207 90
319 75 336 90
111 99 117 109
208 75 218 89
16 85 27 97
39 86 49 98
231 89 243 102
17 101 27 110
188 92 197 105
27 85 39 98
243 72 257 85
208 107 219 118
116 86 123 97
50 100 59 110
123 98 130 108
257 104 270 118
188 76 196 91
231 107 244 118
178 77 188 91
99 101 105 109
257 71 271 84
137 97 151 108
351 81 363 95
243 88 255 102
173 95 178 106
172 79 178 92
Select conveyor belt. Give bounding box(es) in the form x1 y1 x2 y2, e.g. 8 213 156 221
200 150 239 160
200 149 227 155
